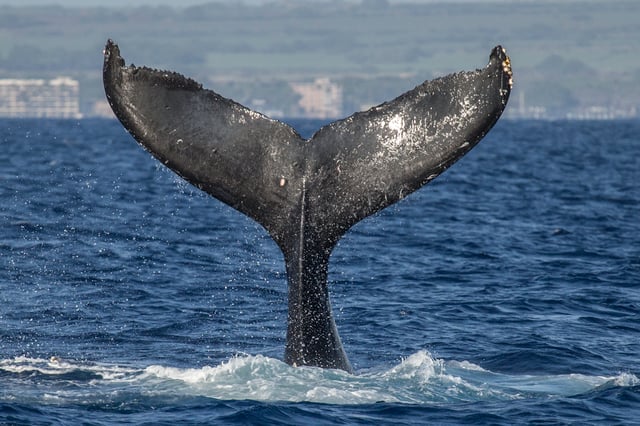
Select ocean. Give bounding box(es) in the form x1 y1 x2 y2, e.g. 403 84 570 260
1 118 639 424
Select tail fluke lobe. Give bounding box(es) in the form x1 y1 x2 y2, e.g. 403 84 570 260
303 46 512 244
103 39 305 249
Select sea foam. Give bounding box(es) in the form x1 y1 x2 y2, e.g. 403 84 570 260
3 351 633 406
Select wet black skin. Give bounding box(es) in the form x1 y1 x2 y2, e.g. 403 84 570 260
103 40 511 373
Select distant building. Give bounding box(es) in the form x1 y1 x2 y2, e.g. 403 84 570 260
290 78 342 119
0 77 82 119
505 89 549 119
566 105 637 120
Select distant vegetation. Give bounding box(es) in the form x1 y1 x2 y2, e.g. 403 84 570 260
0 0 638 118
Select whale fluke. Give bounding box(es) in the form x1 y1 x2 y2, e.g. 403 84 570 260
103 39 511 372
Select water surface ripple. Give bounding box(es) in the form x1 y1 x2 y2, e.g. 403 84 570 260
1 119 639 424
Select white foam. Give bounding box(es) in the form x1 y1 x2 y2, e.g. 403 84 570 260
1 353 637 406
0 356 136 380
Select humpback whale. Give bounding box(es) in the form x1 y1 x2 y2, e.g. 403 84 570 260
103 40 512 373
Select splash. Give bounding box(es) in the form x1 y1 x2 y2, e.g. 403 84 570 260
1 352 637 406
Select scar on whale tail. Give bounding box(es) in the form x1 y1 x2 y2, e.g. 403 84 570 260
103 39 512 373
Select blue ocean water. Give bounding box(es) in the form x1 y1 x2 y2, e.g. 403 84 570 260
1 118 639 424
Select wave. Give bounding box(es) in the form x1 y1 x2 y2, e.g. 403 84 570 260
1 351 637 407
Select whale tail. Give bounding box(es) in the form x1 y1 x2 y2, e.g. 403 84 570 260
103 40 511 372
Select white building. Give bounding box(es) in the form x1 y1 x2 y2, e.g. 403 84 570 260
290 78 342 119
0 77 82 119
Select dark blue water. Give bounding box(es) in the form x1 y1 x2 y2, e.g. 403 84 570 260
1 118 639 424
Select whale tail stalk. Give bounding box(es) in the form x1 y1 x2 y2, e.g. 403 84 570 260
103 40 512 372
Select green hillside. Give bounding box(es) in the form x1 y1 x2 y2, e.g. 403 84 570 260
0 1 638 118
